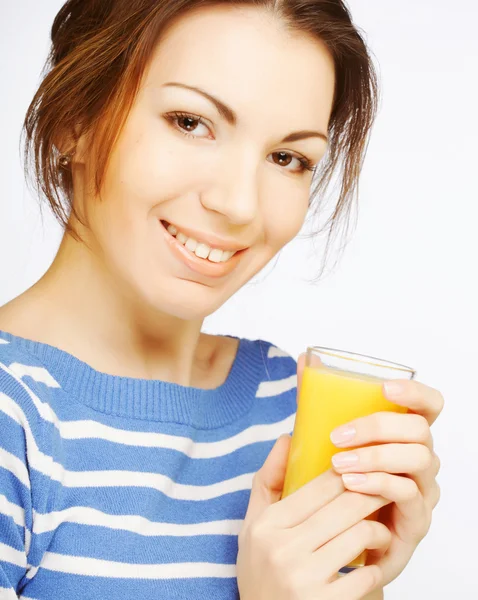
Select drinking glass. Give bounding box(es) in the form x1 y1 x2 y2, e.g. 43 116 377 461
281 346 415 569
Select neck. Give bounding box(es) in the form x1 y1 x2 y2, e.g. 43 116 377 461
3 231 212 385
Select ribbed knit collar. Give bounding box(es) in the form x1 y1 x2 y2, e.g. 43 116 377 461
0 330 266 429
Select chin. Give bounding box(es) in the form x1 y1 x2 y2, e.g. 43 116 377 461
140 283 228 321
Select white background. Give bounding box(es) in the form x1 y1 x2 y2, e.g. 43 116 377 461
1 1 477 597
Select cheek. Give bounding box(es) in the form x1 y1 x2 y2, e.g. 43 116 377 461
263 192 309 250
111 138 182 203
111 114 210 204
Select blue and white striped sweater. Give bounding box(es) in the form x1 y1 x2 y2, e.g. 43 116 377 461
0 331 297 599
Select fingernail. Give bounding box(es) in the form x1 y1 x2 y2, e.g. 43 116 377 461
342 473 367 486
384 381 405 398
330 425 356 446
332 452 359 468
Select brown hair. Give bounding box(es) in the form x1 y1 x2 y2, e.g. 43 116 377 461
22 0 378 277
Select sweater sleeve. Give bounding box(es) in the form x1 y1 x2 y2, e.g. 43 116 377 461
0 360 48 597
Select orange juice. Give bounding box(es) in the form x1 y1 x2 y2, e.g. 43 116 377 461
281 365 407 567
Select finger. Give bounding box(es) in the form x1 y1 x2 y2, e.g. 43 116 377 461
331 412 434 451
328 565 383 600
295 490 390 553
382 379 444 425
411 451 441 498
426 481 441 510
341 472 426 525
276 468 345 528
313 520 391 582
332 443 433 475
244 435 292 526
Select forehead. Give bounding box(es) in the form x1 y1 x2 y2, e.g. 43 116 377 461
143 5 335 131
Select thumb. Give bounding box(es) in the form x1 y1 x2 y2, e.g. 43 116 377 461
244 434 291 525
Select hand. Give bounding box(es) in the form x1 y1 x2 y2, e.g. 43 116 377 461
329 378 444 586
237 436 393 600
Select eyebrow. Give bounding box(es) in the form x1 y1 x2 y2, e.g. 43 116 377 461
162 82 328 143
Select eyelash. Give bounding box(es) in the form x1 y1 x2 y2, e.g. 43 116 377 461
163 111 316 175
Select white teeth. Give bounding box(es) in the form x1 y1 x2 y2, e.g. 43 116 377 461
221 250 235 262
208 249 223 263
185 238 198 252
195 243 210 259
176 232 188 245
165 222 239 263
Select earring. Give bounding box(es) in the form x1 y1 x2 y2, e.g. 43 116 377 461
59 152 75 168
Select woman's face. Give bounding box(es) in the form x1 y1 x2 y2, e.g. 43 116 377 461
75 5 335 320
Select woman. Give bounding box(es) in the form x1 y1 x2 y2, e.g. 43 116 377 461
0 0 443 598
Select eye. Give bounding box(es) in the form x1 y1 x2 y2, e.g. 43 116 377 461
164 111 212 139
164 111 316 175
269 151 315 175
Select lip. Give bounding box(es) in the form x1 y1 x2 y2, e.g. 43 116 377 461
159 220 247 278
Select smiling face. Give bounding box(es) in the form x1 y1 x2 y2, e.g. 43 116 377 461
73 5 335 320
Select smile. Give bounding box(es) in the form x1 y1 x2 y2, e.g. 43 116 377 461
161 221 237 263
159 220 248 279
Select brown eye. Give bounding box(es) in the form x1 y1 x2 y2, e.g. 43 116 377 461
270 151 314 174
274 152 293 167
164 111 211 139
177 115 200 132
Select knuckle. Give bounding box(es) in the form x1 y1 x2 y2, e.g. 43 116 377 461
366 445 382 469
358 519 376 540
416 446 433 471
380 473 395 498
370 412 385 438
354 519 391 550
375 521 392 546
267 545 288 570
404 477 420 501
248 521 269 548
364 565 382 590
414 415 430 442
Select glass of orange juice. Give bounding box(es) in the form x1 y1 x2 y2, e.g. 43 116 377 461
281 346 415 571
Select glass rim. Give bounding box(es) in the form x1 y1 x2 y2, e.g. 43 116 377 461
307 346 416 376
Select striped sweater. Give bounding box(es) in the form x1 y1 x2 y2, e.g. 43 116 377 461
0 330 297 599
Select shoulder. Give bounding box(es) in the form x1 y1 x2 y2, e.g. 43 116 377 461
0 333 58 432
0 334 56 518
256 339 297 379
242 339 297 432
0 333 58 386
241 338 298 400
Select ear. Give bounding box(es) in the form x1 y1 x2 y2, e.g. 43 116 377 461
53 123 90 164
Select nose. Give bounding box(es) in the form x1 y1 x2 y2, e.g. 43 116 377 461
200 155 260 225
